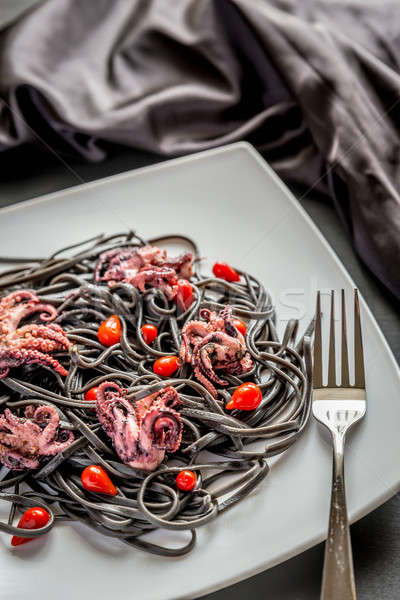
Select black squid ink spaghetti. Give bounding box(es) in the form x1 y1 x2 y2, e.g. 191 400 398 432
0 231 312 555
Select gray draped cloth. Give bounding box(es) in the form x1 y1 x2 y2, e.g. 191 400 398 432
0 0 399 298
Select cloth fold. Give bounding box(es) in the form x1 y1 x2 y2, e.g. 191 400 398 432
0 0 399 297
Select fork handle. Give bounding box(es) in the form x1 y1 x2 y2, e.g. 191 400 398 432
321 432 356 600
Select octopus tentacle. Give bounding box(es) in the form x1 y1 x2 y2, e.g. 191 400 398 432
0 432 29 449
163 251 193 280
95 381 128 435
156 387 181 410
0 290 37 309
180 319 211 364
131 266 178 299
224 351 254 375
0 348 68 379
3 409 22 428
0 290 70 379
180 304 253 398
35 406 75 454
112 410 139 464
221 305 237 337
34 407 60 443
0 449 39 470
10 324 71 353
0 291 57 329
195 344 229 386
199 308 211 321
96 383 182 471
0 404 74 470
142 407 182 453
192 366 219 399
94 248 124 281
94 245 193 302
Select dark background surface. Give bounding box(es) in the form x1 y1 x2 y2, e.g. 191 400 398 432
1 140 399 600
1 2 400 598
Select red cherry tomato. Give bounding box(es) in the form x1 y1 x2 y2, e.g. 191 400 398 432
225 382 262 411
11 507 51 547
141 324 158 345
175 279 194 311
153 355 180 377
81 465 117 496
233 318 247 336
212 262 240 282
97 315 121 347
84 387 98 401
176 470 197 492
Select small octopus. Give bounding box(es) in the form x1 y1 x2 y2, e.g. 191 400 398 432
0 290 71 379
180 305 253 398
96 382 183 472
0 405 74 470
94 245 193 302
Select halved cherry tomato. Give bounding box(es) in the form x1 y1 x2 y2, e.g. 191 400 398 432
153 355 180 377
84 387 98 401
233 318 247 336
81 465 117 496
175 279 194 311
212 261 240 282
11 507 51 547
176 470 197 492
225 382 262 411
97 315 121 347
141 324 158 345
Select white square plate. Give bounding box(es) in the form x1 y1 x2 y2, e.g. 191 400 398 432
0 143 399 600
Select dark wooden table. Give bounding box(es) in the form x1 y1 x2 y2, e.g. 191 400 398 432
1 141 399 599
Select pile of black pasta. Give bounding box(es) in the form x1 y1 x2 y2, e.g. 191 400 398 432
0 232 312 556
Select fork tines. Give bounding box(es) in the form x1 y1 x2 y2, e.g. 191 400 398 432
313 289 365 389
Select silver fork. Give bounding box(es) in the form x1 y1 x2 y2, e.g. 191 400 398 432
313 289 366 600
